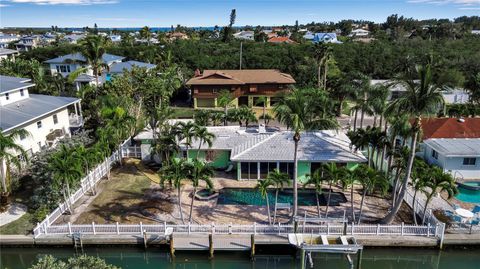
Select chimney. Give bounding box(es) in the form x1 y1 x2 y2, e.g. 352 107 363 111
194 69 201 77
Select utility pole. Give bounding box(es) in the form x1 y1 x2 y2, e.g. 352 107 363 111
239 42 243 70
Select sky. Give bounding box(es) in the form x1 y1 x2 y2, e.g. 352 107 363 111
0 0 479 28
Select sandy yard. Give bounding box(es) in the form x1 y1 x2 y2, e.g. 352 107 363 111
60 161 413 225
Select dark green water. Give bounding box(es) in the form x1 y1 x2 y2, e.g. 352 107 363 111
1 247 478 269
217 188 347 206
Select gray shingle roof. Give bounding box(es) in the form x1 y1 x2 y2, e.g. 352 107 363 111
109 60 156 74
44 53 124 64
0 48 18 56
0 94 79 133
231 131 367 162
424 139 480 157
0 75 34 94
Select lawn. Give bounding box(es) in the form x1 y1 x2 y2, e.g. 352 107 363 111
171 107 195 118
0 212 35 235
73 164 174 224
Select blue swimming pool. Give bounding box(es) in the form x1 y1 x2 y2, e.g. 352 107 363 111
217 188 347 206
455 182 480 204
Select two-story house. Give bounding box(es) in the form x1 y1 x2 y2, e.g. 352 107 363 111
0 48 18 61
186 69 296 109
0 75 83 156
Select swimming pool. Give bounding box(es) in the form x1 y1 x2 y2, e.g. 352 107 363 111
217 188 347 206
455 182 480 204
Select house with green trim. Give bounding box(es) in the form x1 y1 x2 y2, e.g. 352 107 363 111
182 126 367 183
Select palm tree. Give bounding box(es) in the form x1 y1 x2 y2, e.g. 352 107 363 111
175 121 197 159
0 129 30 201
322 163 345 218
187 159 214 223
139 26 152 45
303 168 324 217
255 96 268 125
193 126 215 160
356 166 389 224
421 166 458 224
341 169 358 223
381 63 445 224
385 114 411 176
268 169 290 223
217 90 234 126
49 145 83 214
100 105 136 147
388 146 410 206
78 35 108 90
256 178 274 224
411 159 429 225
274 88 338 220
159 158 189 224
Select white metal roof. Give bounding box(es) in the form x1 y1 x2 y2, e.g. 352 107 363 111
424 138 480 157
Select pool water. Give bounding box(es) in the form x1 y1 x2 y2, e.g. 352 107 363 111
217 188 347 206
455 184 480 203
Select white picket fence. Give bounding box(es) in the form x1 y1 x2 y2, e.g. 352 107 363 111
39 221 441 238
33 150 121 237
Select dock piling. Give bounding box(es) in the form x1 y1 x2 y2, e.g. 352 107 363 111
169 235 175 258
250 234 255 259
143 230 147 249
300 249 306 269
209 234 214 259
356 248 363 269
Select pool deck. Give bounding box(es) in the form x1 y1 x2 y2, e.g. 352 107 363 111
2 233 479 248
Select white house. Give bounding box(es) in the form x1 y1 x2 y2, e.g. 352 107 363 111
349 29 370 37
0 75 83 156
0 48 19 61
109 35 122 42
417 118 480 180
233 31 254 41
0 34 20 49
313 33 342 44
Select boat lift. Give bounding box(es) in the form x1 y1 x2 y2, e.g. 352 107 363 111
288 234 363 269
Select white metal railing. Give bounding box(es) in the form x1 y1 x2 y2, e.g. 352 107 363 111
39 221 441 238
33 150 121 237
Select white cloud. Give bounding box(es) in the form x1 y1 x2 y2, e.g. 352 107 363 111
0 3 10 6
408 0 480 6
10 0 117 5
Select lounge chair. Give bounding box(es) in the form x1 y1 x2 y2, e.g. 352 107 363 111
472 205 480 214
453 215 463 223
225 163 234 173
471 219 479 225
320 235 329 245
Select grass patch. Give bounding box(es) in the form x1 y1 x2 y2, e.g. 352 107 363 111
171 107 195 119
0 212 35 235
74 164 173 224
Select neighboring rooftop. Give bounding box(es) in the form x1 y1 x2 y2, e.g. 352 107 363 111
0 94 79 132
186 69 296 85
268 36 297 44
0 48 18 56
109 60 156 74
0 75 34 94
419 118 480 140
424 139 480 157
44 53 124 64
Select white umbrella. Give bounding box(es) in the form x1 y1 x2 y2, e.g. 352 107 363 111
455 208 474 218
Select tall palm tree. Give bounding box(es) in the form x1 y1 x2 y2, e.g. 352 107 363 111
268 169 291 223
421 166 458 224
187 159 214 223
159 158 189 224
49 145 83 214
385 114 411 176
356 166 389 224
193 126 215 160
78 35 108 90
256 178 274 224
411 159 429 225
341 169 358 223
101 105 136 146
322 163 346 218
175 121 197 159
217 90 234 126
303 168 324 217
274 88 338 220
0 129 30 201
381 64 445 224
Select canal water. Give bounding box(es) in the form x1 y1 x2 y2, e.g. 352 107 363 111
1 247 478 269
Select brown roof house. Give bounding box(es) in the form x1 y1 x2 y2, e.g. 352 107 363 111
186 69 295 109
267 36 297 44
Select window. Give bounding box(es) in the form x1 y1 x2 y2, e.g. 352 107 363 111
56 66 60 73
279 162 294 179
259 162 278 179
36 121 42 129
5 93 9 100
19 132 26 140
431 149 438 160
241 162 258 180
311 162 323 175
53 114 58 124
20 89 24 96
463 158 476 166
57 65 71 73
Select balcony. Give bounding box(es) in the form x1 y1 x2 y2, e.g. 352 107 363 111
69 114 84 128
46 129 66 147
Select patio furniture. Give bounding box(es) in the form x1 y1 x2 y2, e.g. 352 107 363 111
453 215 463 223
472 205 480 214
456 208 474 218
225 163 234 173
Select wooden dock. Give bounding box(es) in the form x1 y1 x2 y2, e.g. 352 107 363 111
173 234 251 251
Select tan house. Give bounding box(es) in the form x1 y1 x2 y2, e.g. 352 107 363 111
186 69 296 109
